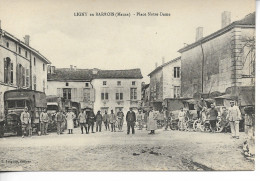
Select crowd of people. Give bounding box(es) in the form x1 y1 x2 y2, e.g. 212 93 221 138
18 99 242 139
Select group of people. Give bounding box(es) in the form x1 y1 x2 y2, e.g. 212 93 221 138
177 98 242 139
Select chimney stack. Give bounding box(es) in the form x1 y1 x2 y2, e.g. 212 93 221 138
24 35 30 46
92 68 99 74
221 11 231 28
162 57 165 65
196 27 203 41
155 62 158 68
70 65 73 70
50 66 56 74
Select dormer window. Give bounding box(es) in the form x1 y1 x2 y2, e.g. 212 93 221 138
103 81 107 86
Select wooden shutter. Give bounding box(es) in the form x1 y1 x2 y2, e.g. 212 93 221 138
90 89 95 102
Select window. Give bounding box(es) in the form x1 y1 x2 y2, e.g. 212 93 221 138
18 47 21 54
116 93 123 100
101 93 109 100
130 88 137 100
132 81 136 86
43 64 45 71
22 67 26 87
34 57 36 66
3 58 13 84
26 69 30 87
174 86 181 98
117 81 121 86
16 100 25 108
10 62 13 84
174 67 180 78
25 51 28 58
43 80 45 92
103 81 107 86
6 42 9 48
63 88 71 100
66 82 69 86
85 83 89 87
33 76 37 90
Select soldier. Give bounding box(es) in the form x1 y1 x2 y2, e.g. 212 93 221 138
55 109 65 135
196 98 207 119
87 109 96 133
40 108 49 135
96 111 103 132
117 108 124 131
78 109 88 134
136 109 144 130
178 108 186 131
20 107 31 138
207 104 219 133
126 107 136 134
109 110 117 132
227 101 242 139
103 111 110 131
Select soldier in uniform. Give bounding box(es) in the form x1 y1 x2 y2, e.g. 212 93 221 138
109 110 117 132
78 109 88 134
55 109 65 135
40 108 49 135
227 101 242 139
126 107 136 134
96 111 103 132
103 111 110 131
20 107 31 138
87 109 96 133
117 108 124 131
136 109 144 130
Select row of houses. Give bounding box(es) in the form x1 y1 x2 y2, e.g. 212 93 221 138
144 11 255 111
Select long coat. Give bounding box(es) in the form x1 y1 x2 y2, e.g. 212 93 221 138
66 112 76 129
147 111 157 131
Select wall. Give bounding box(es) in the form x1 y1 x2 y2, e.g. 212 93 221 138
91 78 142 115
149 69 163 102
162 59 181 99
46 80 94 109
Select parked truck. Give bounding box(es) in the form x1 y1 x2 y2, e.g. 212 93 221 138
1 89 47 137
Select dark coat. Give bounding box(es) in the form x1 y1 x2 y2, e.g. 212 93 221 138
126 111 136 122
87 111 96 122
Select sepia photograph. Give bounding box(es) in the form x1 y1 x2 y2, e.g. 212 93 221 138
0 0 256 172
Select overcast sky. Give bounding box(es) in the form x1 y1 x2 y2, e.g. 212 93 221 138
0 0 255 82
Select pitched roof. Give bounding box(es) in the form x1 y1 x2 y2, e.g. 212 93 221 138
47 68 143 81
0 29 51 64
178 12 255 53
148 56 181 76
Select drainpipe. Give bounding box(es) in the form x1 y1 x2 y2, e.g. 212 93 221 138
200 41 204 94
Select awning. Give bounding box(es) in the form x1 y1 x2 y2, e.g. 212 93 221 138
214 94 237 100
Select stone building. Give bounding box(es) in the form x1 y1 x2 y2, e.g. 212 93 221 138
47 67 143 115
0 23 51 120
148 57 181 110
141 83 150 108
178 12 255 98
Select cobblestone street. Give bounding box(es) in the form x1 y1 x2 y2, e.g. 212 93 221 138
0 126 254 171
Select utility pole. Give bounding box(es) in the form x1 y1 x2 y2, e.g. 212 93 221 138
200 42 204 94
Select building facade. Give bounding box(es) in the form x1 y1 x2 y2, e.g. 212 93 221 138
0 25 51 120
178 12 255 98
47 67 143 115
148 57 181 110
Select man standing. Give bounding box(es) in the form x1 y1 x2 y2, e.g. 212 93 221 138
103 111 110 131
117 108 124 131
196 98 207 119
178 108 186 131
126 107 136 134
147 107 157 134
136 109 144 130
55 109 65 135
109 110 117 132
87 109 96 133
78 109 88 134
207 104 219 133
66 108 76 134
96 111 103 132
227 101 242 139
40 108 49 135
20 107 31 138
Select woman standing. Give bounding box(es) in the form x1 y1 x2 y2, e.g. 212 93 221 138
66 108 76 134
147 107 157 134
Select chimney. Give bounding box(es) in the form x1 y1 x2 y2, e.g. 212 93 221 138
155 62 158 68
24 35 30 46
196 27 203 41
221 11 231 28
92 68 99 74
70 65 73 70
162 57 165 65
50 66 56 74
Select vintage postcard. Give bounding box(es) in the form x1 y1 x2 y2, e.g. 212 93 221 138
0 0 255 171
